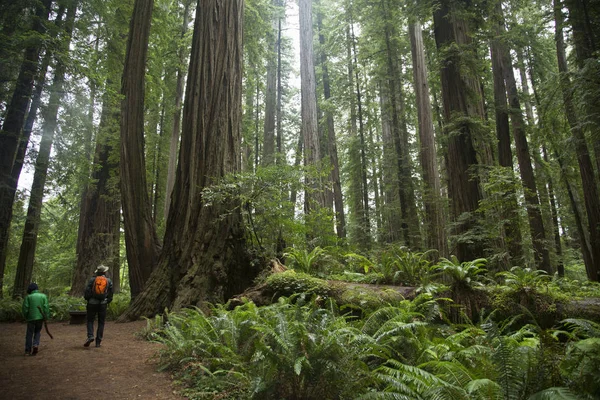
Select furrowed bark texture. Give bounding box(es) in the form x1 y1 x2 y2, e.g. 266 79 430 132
120 0 161 297
409 20 447 257
120 0 257 320
433 0 486 261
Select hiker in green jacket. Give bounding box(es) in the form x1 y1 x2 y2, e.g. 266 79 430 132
22 283 50 356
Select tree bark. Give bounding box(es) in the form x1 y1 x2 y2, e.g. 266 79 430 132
12 0 78 298
409 20 447 257
299 0 324 216
317 7 346 239
489 24 524 266
555 0 600 280
433 0 486 261
0 0 51 296
262 0 278 166
120 0 161 297
120 0 258 320
164 0 192 220
71 90 121 297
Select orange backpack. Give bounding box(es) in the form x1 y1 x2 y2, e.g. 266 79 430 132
93 276 108 299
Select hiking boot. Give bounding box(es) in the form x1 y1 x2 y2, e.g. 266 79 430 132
32 347 38 355
84 338 94 347
95 342 101 348
25 350 31 356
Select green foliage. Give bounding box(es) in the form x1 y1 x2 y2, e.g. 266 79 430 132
153 297 372 399
283 246 326 274
377 246 434 285
107 293 130 320
48 295 86 321
497 267 551 293
0 298 23 322
560 338 600 398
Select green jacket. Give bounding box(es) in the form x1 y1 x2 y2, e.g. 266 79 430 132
22 290 50 322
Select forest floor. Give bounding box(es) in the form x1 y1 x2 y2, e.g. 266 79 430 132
0 320 187 400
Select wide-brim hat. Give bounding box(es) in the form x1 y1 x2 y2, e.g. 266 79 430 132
95 265 109 273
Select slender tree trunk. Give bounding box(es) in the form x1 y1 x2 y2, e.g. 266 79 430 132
348 13 371 245
317 8 345 239
381 0 419 249
164 0 191 220
544 147 564 276
555 0 600 280
120 0 161 297
0 0 51 296
120 0 257 319
276 3 284 159
409 20 447 256
490 25 524 266
12 0 78 298
433 0 486 261
379 85 401 243
262 0 278 166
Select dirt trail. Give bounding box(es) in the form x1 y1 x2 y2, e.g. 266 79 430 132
0 320 186 400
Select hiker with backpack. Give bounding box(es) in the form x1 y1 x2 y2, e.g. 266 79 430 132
22 282 50 356
83 265 113 348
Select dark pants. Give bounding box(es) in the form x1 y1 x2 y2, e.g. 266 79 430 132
25 320 43 352
86 303 107 344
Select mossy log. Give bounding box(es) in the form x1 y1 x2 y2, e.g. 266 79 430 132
228 261 600 325
228 262 416 311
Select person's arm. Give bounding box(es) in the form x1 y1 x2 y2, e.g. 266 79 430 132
107 278 114 304
84 278 93 300
22 296 29 319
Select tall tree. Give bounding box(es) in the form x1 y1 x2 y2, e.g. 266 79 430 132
120 0 257 319
164 0 193 219
317 3 345 239
299 0 324 219
0 0 52 297
433 0 486 261
409 20 448 256
12 0 79 298
554 0 600 281
494 2 551 273
262 0 279 166
120 0 161 297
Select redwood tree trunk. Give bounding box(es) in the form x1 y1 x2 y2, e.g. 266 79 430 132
12 0 78 298
0 0 51 297
489 24 524 266
317 11 345 239
164 0 192 220
120 0 161 297
262 0 278 166
71 96 121 296
120 0 257 320
409 20 447 257
433 0 486 261
555 0 600 281
299 0 324 216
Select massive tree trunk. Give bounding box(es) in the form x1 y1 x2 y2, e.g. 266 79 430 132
555 0 600 281
70 90 121 297
120 0 161 297
299 0 324 217
409 20 448 257
164 0 192 220
120 0 257 320
433 0 486 262
489 22 524 266
12 0 78 298
0 0 51 297
317 8 345 239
